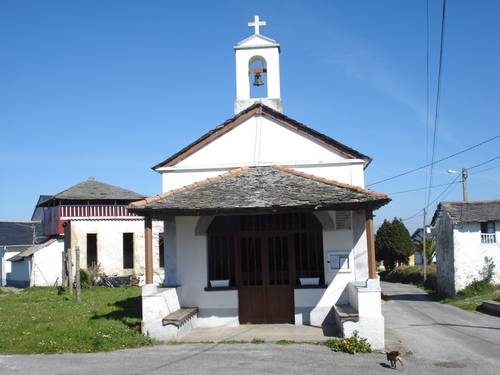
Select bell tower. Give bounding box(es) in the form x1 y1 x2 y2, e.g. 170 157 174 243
234 16 282 114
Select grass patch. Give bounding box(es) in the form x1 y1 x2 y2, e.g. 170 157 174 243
0 286 153 354
276 339 296 345
251 337 265 344
380 265 437 291
220 339 248 344
442 282 500 311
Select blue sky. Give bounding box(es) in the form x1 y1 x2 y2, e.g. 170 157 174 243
1 0 499 232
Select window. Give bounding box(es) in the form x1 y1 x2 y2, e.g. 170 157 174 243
123 233 134 269
328 253 350 272
294 231 324 285
481 222 496 244
335 211 351 230
207 235 235 286
86 233 97 268
158 232 164 268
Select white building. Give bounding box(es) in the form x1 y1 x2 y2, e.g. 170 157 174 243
132 17 390 349
432 200 500 296
35 178 164 280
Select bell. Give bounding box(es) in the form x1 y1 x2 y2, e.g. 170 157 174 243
253 72 264 86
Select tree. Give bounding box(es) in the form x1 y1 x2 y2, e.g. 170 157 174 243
375 218 415 271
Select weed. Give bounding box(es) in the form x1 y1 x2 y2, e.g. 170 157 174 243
276 339 296 345
325 331 372 354
251 337 265 344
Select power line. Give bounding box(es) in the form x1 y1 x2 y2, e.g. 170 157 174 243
424 0 431 196
389 181 462 196
470 163 500 175
366 134 500 187
468 155 500 170
425 0 447 209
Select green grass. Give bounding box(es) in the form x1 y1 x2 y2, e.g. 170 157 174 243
442 282 500 311
276 339 296 345
250 337 265 344
0 286 153 354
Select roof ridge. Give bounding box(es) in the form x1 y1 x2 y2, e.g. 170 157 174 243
271 165 389 199
130 167 250 208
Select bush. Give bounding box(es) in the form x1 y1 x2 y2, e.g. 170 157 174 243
325 331 372 354
80 269 90 288
380 265 437 291
457 279 495 298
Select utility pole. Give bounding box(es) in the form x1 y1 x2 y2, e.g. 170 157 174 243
422 208 427 283
461 168 469 202
75 246 81 302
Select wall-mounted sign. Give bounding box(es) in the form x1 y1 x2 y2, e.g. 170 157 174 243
327 252 350 272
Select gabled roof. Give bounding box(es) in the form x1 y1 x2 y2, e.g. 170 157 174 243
38 178 145 207
234 34 280 50
8 239 58 262
0 222 38 246
431 200 500 225
130 165 389 217
153 103 372 170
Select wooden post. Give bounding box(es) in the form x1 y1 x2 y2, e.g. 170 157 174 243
365 209 377 279
145 215 153 284
75 246 81 302
67 246 73 294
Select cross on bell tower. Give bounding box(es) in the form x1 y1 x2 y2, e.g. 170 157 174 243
248 15 266 35
234 16 282 114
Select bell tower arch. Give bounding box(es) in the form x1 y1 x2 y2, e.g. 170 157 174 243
234 16 282 114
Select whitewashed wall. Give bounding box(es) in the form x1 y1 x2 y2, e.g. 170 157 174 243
158 115 366 192
175 216 239 327
69 219 164 276
453 221 500 292
295 210 368 326
31 239 64 286
0 247 20 286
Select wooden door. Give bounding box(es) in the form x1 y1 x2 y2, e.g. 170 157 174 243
238 234 294 324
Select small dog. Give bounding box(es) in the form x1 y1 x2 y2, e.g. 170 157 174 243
385 351 404 369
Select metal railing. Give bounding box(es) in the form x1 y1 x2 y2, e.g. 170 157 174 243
481 233 497 244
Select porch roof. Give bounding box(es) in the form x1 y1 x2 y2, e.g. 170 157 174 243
129 166 390 217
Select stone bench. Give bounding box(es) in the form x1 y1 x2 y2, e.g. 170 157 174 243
481 300 500 316
162 307 199 328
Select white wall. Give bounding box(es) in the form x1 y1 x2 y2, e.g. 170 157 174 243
295 210 369 327
175 216 239 327
1 247 20 286
159 115 366 192
453 221 500 292
31 239 64 286
70 219 164 276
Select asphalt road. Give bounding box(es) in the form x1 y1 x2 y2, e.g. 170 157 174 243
0 282 499 375
382 281 500 372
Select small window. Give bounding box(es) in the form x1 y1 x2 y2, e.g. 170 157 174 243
158 232 164 268
480 221 496 233
335 211 351 230
328 252 350 272
86 233 98 268
207 235 235 287
123 233 134 269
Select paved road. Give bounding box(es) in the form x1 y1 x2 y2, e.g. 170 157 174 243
382 281 500 371
1 282 499 374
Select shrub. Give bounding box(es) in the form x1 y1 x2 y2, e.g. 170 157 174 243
380 265 437 291
457 279 495 298
79 269 90 288
325 331 372 354
250 337 265 344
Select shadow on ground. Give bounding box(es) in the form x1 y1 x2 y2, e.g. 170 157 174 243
91 295 142 330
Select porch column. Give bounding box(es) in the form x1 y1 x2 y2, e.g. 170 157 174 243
365 209 377 279
144 215 153 284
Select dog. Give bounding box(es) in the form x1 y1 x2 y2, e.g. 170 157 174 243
385 351 404 369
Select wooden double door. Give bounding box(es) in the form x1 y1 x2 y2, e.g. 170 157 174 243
238 234 294 324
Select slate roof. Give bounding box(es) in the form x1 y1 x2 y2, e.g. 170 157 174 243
432 200 500 225
38 178 145 206
152 103 372 170
130 166 390 217
0 222 37 246
8 239 57 262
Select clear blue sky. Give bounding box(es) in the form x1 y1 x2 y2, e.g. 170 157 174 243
1 0 499 232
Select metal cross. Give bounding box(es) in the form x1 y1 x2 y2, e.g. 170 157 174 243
248 15 266 35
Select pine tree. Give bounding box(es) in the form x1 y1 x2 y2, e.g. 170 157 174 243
375 218 415 271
